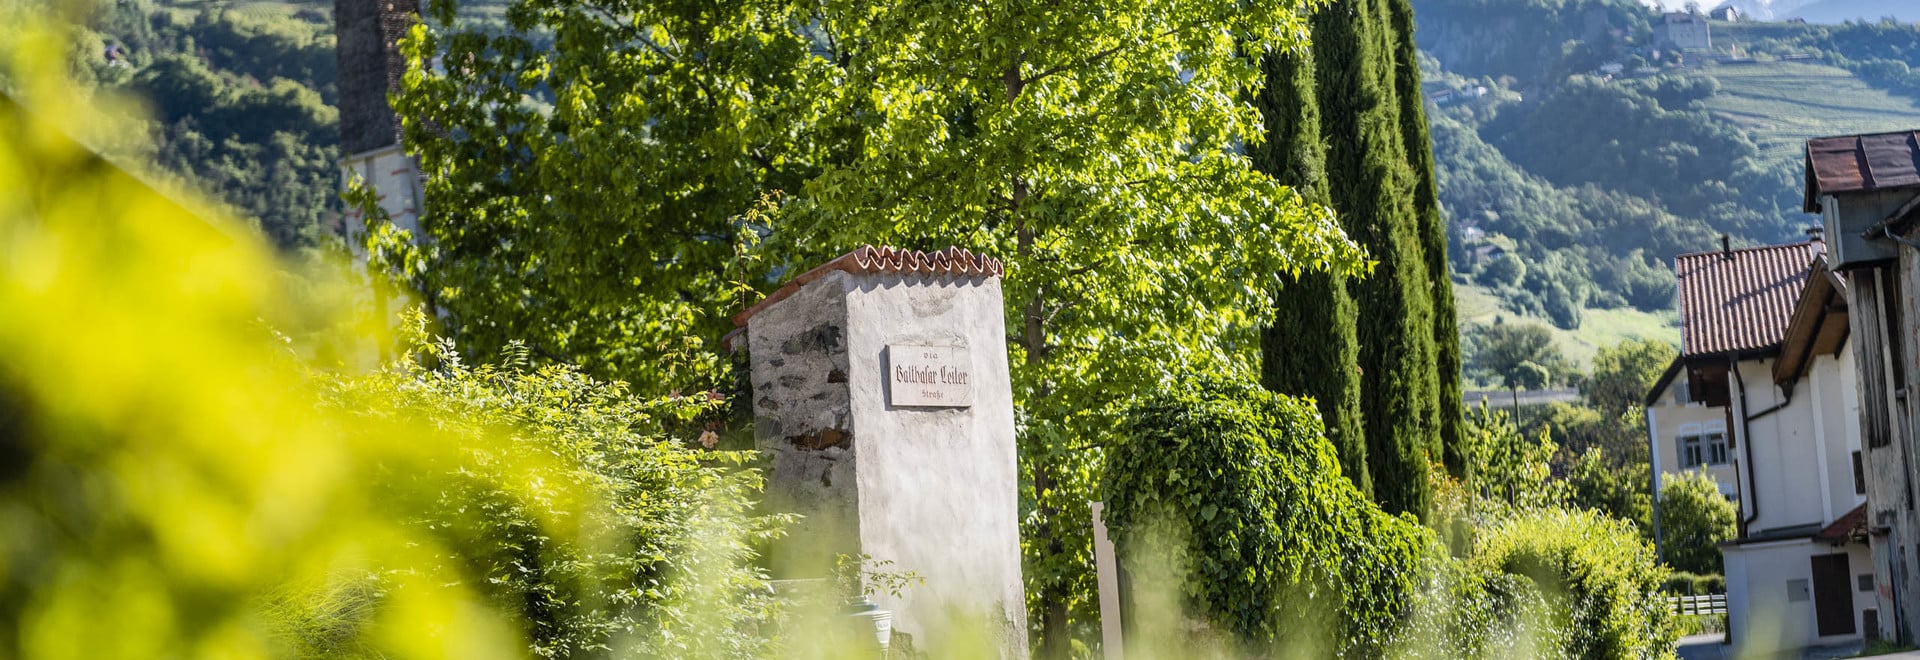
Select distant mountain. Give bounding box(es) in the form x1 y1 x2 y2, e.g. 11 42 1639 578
1692 0 1816 21
1788 0 1911 23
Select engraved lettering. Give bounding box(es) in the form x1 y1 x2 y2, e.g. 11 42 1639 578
887 344 975 407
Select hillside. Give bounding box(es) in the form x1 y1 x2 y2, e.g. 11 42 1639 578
1693 59 1920 160
1413 0 1920 370
1454 281 1678 368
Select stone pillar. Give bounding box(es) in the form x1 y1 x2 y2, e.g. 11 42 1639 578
736 246 1028 657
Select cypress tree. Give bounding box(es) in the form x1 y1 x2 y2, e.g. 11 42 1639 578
1253 45 1370 496
1309 0 1438 518
1383 0 1468 479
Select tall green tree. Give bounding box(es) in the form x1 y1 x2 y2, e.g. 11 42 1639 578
383 0 1365 654
1383 0 1467 479
1254 44 1369 496
1310 0 1439 517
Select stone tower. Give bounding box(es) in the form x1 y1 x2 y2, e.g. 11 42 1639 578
334 0 423 240
736 246 1030 657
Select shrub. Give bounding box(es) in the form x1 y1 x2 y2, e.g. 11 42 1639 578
1396 555 1555 660
1692 574 1725 595
319 325 782 658
1663 571 1700 596
0 56 784 656
1658 471 1737 575
1470 508 1676 659
1100 375 1430 655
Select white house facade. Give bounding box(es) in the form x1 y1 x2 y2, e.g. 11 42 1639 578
1651 238 1877 654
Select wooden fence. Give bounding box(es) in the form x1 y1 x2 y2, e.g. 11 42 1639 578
1669 593 1727 616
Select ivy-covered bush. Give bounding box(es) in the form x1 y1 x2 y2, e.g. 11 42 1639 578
1469 508 1675 659
1100 376 1429 655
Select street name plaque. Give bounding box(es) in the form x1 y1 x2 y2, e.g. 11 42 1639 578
888 344 974 407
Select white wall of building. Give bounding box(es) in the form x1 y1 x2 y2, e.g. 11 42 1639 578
1733 355 1865 534
1648 375 1738 500
339 144 422 245
1812 348 1867 523
1726 540 1872 656
1715 345 1872 654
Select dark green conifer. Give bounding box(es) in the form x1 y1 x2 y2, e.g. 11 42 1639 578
1253 45 1370 497
1384 0 1468 479
1309 0 1438 518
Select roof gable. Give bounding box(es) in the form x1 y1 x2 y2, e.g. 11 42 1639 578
1805 131 1920 212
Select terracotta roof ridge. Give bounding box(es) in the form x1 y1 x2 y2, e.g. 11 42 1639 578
844 245 1005 278
730 245 1004 328
1675 239 1817 260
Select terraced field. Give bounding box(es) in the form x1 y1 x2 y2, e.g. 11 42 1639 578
1695 59 1920 161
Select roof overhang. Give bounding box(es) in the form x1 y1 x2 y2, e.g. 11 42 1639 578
1773 255 1850 386
1805 131 1920 213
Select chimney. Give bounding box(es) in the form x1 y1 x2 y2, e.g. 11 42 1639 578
1721 234 1732 258
1806 226 1825 242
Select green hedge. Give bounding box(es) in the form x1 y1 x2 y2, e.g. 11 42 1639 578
1100 376 1428 655
1100 375 1674 658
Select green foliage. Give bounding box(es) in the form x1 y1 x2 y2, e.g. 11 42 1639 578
1314 0 1442 519
1468 508 1676 660
318 323 782 658
0 31 810 656
1104 377 1673 659
1408 0 1654 84
1101 375 1428 655
1461 403 1567 511
1660 571 1725 597
0 41 788 656
1566 446 1654 542
389 0 1368 653
94 4 342 248
1657 471 1737 575
1584 339 1678 418
1485 75 1784 243
1386 0 1469 481
1467 322 1570 392
1411 0 1846 330
1255 44 1370 496
1476 253 1524 287
1429 107 1702 319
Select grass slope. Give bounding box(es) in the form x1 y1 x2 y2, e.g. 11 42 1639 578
1453 280 1678 372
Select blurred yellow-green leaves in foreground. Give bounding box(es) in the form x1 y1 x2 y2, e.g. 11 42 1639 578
0 20 755 659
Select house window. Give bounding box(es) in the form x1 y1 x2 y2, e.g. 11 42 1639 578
1861 574 1875 592
1677 424 1729 468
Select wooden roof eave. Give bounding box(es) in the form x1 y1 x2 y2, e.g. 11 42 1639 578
1774 256 1849 386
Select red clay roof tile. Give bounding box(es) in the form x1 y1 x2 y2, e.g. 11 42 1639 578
732 245 1004 328
1676 240 1822 359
